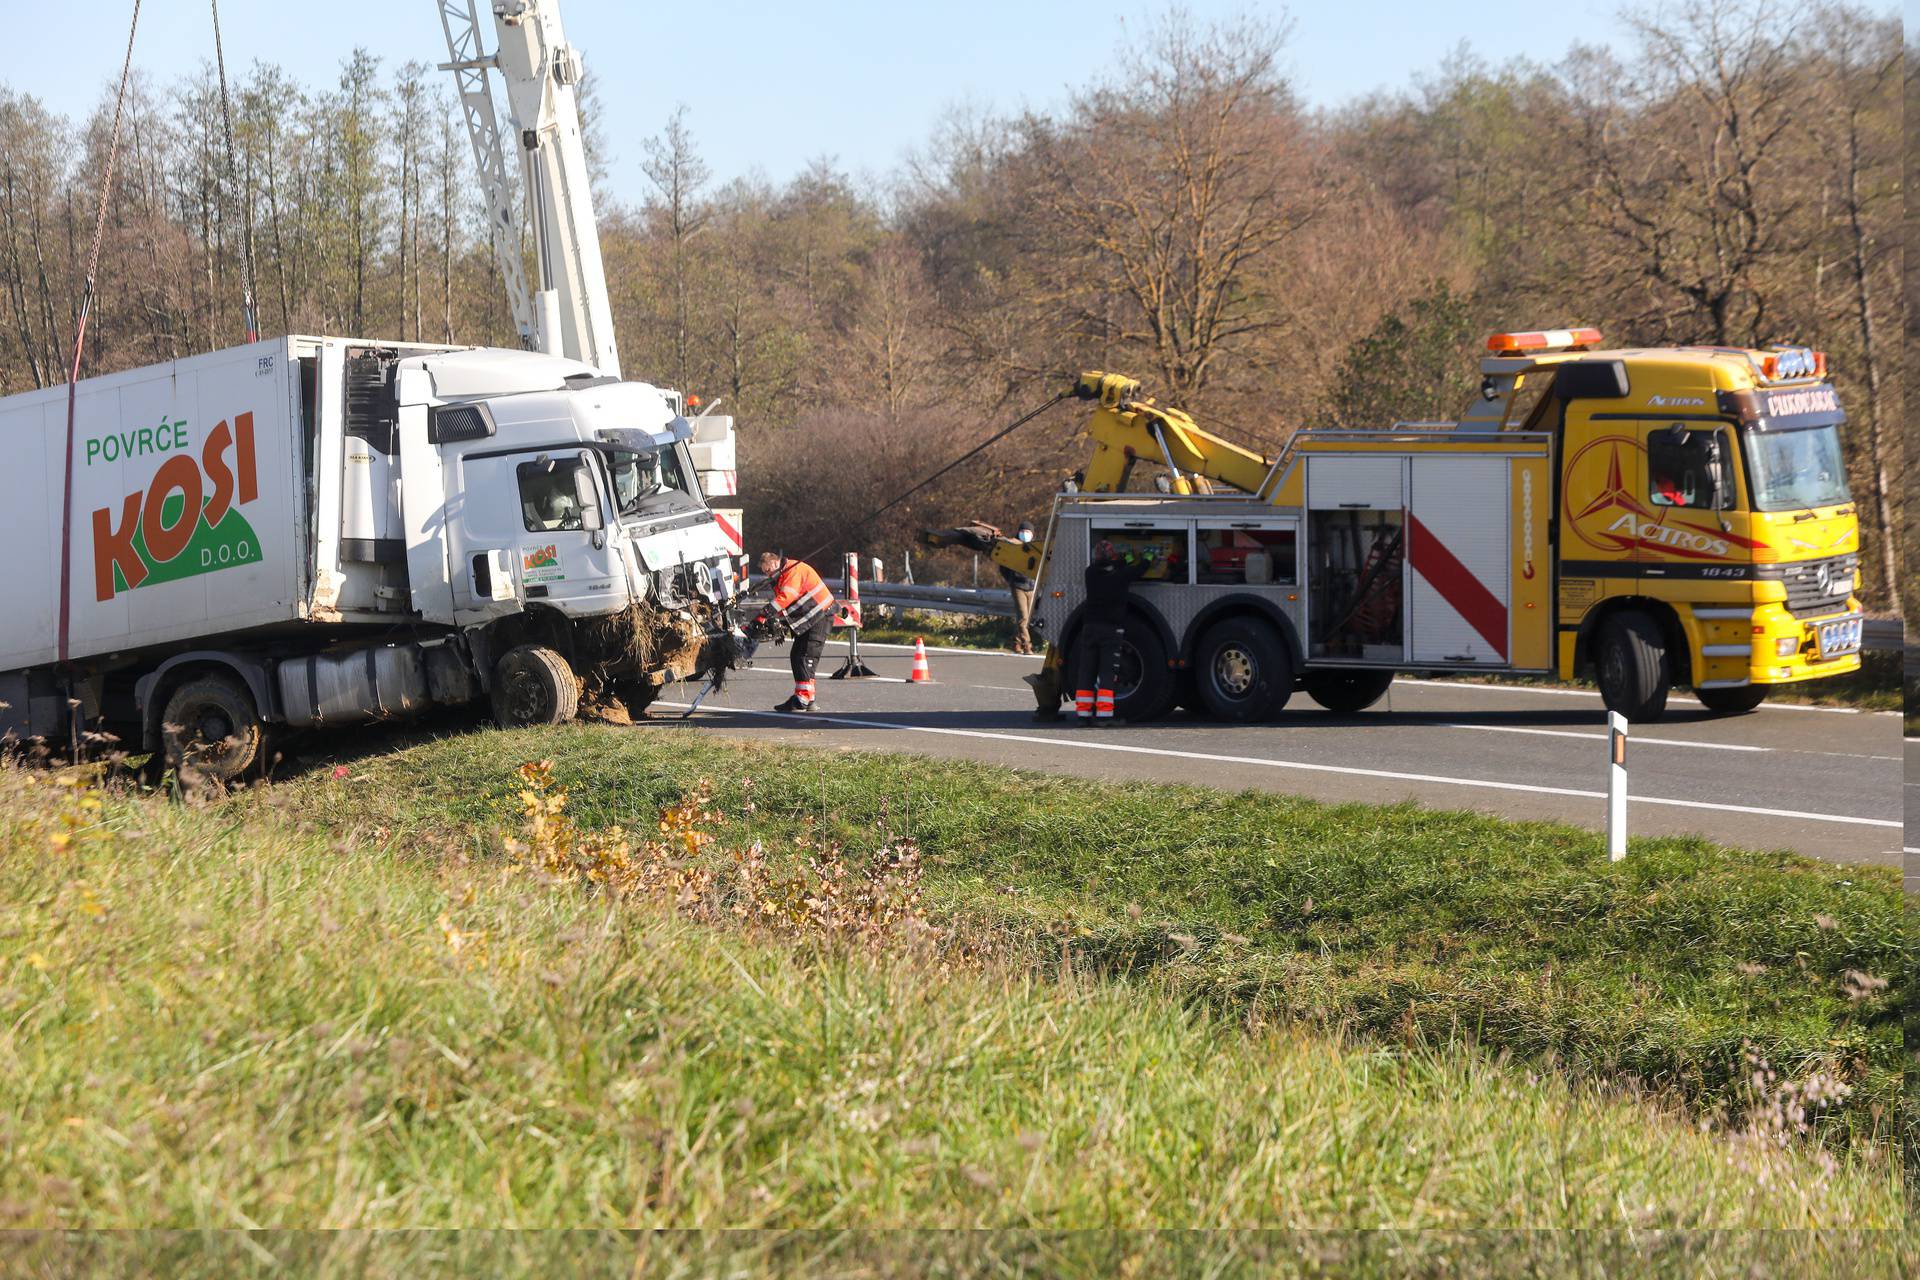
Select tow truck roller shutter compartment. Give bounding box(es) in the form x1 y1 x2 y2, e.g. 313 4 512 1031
1407 456 1509 665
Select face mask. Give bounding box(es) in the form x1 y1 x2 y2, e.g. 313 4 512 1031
1018 530 1033 543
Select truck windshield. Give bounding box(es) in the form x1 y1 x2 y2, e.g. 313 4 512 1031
1742 424 1850 512
603 445 692 517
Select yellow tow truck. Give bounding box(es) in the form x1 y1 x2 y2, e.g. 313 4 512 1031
953 328 1863 723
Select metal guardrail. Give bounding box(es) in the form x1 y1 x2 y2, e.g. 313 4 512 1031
836 580 1013 618
1862 618 1904 654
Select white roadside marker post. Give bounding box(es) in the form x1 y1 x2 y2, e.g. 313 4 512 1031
1607 711 1628 860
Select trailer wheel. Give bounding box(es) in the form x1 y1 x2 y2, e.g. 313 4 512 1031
1695 684 1766 715
1595 610 1670 723
492 645 580 727
1304 669 1395 714
161 673 266 785
1195 617 1293 722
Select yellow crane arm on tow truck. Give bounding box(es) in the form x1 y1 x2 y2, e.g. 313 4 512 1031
1074 371 1276 497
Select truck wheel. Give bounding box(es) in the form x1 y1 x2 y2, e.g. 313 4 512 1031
161 673 265 785
1595 610 1670 723
1695 684 1766 715
1304 669 1395 714
1112 625 1177 723
1195 617 1293 722
492 645 580 727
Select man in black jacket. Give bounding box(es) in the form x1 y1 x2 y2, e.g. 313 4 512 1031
1073 539 1153 723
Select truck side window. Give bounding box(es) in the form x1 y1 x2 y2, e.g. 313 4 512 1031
1647 427 1726 510
1090 525 1186 581
1196 525 1297 585
518 460 585 532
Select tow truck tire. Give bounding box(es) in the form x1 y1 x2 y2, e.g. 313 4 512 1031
1113 625 1177 723
161 673 266 785
1695 684 1766 715
1195 617 1293 722
1595 610 1670 723
493 645 580 727
1304 669 1396 714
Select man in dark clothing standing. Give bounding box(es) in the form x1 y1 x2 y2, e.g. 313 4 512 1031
1073 539 1153 723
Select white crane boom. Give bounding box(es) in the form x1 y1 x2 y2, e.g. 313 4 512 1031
436 0 620 377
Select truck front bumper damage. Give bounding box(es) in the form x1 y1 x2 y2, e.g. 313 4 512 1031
575 600 744 687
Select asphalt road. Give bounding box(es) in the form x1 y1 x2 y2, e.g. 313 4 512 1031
659 641 1906 871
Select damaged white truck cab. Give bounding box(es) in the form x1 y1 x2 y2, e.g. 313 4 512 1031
0 336 745 781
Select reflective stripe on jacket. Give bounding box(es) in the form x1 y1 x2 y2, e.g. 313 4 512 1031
772 560 835 631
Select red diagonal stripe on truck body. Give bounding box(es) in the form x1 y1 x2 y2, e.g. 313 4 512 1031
1407 511 1508 659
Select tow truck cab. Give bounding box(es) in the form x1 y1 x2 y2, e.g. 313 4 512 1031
1529 338 1862 715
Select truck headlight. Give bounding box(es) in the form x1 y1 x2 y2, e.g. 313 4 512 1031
1775 637 1798 657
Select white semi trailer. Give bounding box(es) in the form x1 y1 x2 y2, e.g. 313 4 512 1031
0 335 745 780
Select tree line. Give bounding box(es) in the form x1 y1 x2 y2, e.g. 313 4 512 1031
0 3 1908 609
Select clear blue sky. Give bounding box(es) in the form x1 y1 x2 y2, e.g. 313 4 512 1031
16 1 1637 204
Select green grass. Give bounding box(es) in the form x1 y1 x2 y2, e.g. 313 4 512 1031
248 725 1907 1153
1 1227 1914 1278
0 761 1901 1235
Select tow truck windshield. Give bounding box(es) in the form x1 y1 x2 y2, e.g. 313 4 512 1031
604 444 696 518
1742 423 1850 512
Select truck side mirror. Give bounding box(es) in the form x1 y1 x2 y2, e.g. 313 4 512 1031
1704 434 1729 508
573 460 603 531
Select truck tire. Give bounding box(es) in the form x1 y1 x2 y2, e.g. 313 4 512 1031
1111 625 1178 723
1595 610 1670 723
1194 617 1293 722
1304 669 1395 714
1695 684 1766 715
161 673 266 785
492 645 580 727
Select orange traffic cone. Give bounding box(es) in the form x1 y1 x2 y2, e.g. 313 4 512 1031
908 637 933 683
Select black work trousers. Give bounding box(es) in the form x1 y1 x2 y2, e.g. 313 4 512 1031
789 616 831 699
1072 620 1125 718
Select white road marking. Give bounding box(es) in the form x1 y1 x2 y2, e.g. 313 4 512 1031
1396 677 1894 716
1434 722 1767 753
658 702 1901 831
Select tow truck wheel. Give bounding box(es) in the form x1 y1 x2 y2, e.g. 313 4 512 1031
161 673 266 785
1695 684 1766 715
1595 610 1670 723
1195 617 1293 722
1304 669 1396 714
492 645 581 727
1109 625 1177 722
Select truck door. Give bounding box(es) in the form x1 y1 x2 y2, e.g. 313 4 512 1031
448 448 615 622
1558 416 1647 596
1406 456 1511 665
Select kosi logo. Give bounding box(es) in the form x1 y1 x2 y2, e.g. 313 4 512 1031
92 412 263 601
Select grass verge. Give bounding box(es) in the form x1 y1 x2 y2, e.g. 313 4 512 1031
248 724 1907 1154
0 761 1900 1232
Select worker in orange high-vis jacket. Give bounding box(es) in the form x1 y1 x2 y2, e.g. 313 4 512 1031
755 549 837 713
